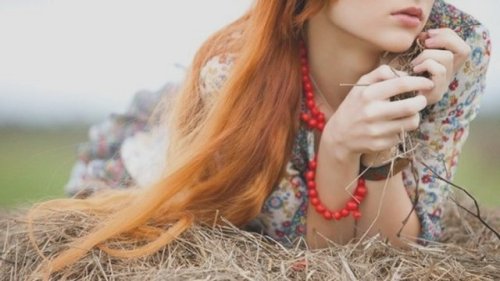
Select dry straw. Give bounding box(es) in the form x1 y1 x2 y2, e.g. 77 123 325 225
1 202 499 281
2 24 497 281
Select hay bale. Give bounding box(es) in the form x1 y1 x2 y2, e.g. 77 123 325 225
1 204 499 280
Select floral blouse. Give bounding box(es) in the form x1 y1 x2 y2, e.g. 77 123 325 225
64 0 491 245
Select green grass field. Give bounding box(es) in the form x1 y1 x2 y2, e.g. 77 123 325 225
0 118 499 208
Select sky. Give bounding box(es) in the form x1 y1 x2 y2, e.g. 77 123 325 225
0 0 498 126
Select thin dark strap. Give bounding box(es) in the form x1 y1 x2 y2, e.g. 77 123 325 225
359 157 411 181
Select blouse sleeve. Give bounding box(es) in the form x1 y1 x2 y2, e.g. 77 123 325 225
64 86 172 197
198 54 236 104
64 55 235 197
401 24 492 244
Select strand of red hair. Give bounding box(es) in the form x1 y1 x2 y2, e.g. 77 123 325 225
28 0 326 279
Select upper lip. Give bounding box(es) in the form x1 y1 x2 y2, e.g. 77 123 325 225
391 7 423 20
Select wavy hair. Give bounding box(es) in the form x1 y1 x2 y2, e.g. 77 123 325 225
28 0 326 278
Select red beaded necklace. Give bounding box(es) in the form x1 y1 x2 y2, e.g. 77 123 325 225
299 40 367 221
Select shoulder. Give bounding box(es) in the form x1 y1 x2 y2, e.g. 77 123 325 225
197 29 242 98
199 53 238 100
427 0 492 70
422 1 492 120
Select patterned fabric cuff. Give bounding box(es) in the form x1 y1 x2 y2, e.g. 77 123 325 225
414 205 443 246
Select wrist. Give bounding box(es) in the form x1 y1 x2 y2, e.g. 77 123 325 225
361 147 396 167
319 133 360 164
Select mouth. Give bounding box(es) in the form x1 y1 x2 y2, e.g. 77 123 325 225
390 7 424 28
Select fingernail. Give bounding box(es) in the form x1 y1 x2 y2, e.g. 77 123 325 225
419 32 430 40
425 38 434 46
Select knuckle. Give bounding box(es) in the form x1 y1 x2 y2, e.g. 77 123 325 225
366 126 378 137
436 64 447 76
358 90 372 103
394 78 412 92
379 65 396 79
379 64 392 73
361 106 375 121
422 58 433 67
363 109 374 121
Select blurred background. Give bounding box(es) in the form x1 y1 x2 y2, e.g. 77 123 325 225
0 0 498 207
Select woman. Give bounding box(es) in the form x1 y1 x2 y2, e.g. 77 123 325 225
38 0 491 277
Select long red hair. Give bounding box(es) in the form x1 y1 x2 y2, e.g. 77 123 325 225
28 0 326 277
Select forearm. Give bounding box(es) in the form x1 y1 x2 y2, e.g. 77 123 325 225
305 139 421 248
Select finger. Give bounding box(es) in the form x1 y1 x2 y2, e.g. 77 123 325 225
358 64 408 85
365 76 434 101
424 28 471 71
368 135 400 153
410 49 454 69
368 113 420 145
368 95 427 120
384 113 421 135
417 31 430 45
413 58 448 80
425 28 471 57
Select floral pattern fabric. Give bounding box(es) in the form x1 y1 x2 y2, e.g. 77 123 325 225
64 0 491 246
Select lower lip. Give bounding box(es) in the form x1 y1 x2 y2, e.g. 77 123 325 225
391 14 421 28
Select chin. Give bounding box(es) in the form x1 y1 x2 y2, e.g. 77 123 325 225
383 41 415 53
377 32 417 53
377 35 418 53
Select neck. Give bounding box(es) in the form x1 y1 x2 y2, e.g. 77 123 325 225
305 11 384 110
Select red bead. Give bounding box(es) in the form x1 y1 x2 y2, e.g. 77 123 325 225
310 197 320 206
301 113 310 122
306 181 316 190
323 210 333 220
315 204 326 213
353 210 362 220
308 119 318 128
341 208 349 217
300 47 307 56
334 212 342 220
301 65 309 75
306 100 315 108
299 40 369 223
305 171 315 180
308 189 318 198
311 107 320 117
355 186 367 197
304 82 312 92
346 201 358 211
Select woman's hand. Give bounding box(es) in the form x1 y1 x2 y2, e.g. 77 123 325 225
411 28 471 105
321 65 434 161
